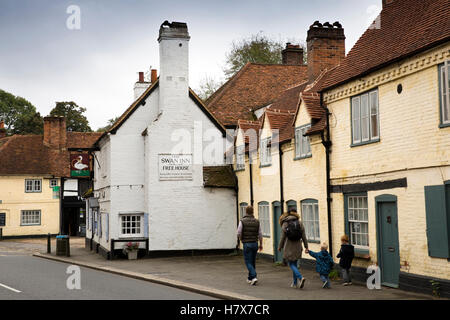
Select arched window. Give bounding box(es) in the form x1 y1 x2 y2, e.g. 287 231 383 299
258 201 270 237
286 200 297 213
301 199 320 242
239 202 248 220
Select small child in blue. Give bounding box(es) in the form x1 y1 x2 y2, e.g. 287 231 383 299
307 242 334 288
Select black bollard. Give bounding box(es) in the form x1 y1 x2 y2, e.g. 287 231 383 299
47 233 51 253
0 228 2 241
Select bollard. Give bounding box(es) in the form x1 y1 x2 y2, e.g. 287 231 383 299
47 233 51 253
0 228 2 241
66 236 70 257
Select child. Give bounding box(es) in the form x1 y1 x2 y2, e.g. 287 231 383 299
307 242 334 288
337 235 355 286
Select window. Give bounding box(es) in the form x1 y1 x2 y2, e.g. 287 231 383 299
50 179 58 187
301 200 320 242
236 145 245 171
21 210 41 226
351 89 379 145
259 138 272 167
295 124 312 159
120 214 143 237
258 202 270 237
0 213 5 226
239 202 248 220
439 61 450 126
347 195 369 250
25 179 42 193
286 200 297 212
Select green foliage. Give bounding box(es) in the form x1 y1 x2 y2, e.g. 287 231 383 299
430 280 441 298
224 32 284 79
0 89 43 135
196 75 224 101
50 101 92 132
329 268 340 280
96 117 119 132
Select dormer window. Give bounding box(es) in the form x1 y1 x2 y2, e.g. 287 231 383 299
260 137 272 167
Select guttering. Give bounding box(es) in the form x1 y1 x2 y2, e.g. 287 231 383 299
320 92 333 256
278 140 284 211
249 151 254 207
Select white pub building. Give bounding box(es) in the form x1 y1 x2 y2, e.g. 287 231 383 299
86 21 237 258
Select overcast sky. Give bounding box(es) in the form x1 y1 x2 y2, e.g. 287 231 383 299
0 0 381 130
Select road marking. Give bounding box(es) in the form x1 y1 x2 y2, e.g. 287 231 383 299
0 282 21 293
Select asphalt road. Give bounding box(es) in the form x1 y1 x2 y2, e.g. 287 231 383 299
0 252 215 300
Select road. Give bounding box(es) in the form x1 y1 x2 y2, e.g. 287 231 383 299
0 252 214 300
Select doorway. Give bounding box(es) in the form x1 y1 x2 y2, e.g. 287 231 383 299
272 201 282 262
375 195 400 288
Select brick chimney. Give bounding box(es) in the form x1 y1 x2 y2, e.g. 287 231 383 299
151 69 158 83
282 43 304 65
0 120 6 138
306 21 345 81
134 71 151 100
382 0 394 8
43 116 66 149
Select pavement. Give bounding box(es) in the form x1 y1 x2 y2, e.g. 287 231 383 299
0 237 439 300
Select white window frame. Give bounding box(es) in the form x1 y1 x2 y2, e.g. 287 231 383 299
239 202 248 220
25 179 42 193
259 138 272 167
258 202 270 237
119 214 143 238
439 61 450 125
21 210 41 226
236 145 245 171
351 89 379 145
50 179 58 187
301 200 320 242
348 195 369 250
295 124 312 159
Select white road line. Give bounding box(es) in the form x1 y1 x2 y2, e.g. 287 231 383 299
0 282 21 293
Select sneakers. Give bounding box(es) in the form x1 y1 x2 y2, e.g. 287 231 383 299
343 282 352 286
299 277 306 289
290 282 296 288
250 278 258 286
322 280 329 288
247 279 252 284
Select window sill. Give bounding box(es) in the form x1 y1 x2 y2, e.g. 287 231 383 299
307 240 320 244
350 139 380 148
234 168 245 172
259 163 272 168
354 248 370 259
294 154 312 161
439 122 450 128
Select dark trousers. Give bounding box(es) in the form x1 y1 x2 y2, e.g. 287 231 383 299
243 242 258 280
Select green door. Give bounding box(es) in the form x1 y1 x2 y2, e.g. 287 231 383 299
377 199 400 288
272 201 283 262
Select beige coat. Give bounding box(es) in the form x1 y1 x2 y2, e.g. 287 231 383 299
278 214 308 262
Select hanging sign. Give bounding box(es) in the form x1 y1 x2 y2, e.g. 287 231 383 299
70 153 90 177
158 154 193 181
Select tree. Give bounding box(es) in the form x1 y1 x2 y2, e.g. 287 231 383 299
96 117 119 132
50 101 92 132
223 33 284 79
196 75 224 101
0 89 43 135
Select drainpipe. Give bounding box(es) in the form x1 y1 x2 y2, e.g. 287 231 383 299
249 151 254 207
278 142 284 211
320 92 333 256
60 177 65 235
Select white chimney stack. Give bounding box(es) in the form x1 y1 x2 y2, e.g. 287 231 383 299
158 21 190 115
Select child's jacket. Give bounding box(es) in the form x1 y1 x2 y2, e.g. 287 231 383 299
337 244 355 269
308 250 334 275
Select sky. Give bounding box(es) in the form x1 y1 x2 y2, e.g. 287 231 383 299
0 0 381 130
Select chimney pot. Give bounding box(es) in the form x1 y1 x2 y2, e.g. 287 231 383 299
138 72 144 82
151 69 157 83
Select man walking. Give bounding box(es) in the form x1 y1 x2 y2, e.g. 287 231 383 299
237 205 263 285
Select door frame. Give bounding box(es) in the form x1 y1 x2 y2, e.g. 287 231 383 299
375 194 400 288
272 201 282 262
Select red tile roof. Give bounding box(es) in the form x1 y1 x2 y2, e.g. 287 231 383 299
264 109 296 143
203 165 236 188
0 132 102 176
319 0 450 91
206 63 308 127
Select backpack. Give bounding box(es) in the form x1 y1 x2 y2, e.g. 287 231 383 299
286 219 302 241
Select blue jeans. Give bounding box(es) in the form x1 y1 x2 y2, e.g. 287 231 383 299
320 274 331 287
243 242 258 280
288 260 303 285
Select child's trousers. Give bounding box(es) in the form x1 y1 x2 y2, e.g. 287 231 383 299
342 268 351 283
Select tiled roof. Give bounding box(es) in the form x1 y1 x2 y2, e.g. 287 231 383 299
206 63 308 127
319 0 450 91
264 109 296 143
203 165 236 188
0 132 102 176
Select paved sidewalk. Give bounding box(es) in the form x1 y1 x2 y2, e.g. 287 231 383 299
0 238 435 300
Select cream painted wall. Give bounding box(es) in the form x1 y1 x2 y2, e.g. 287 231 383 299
325 44 450 279
0 176 60 236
